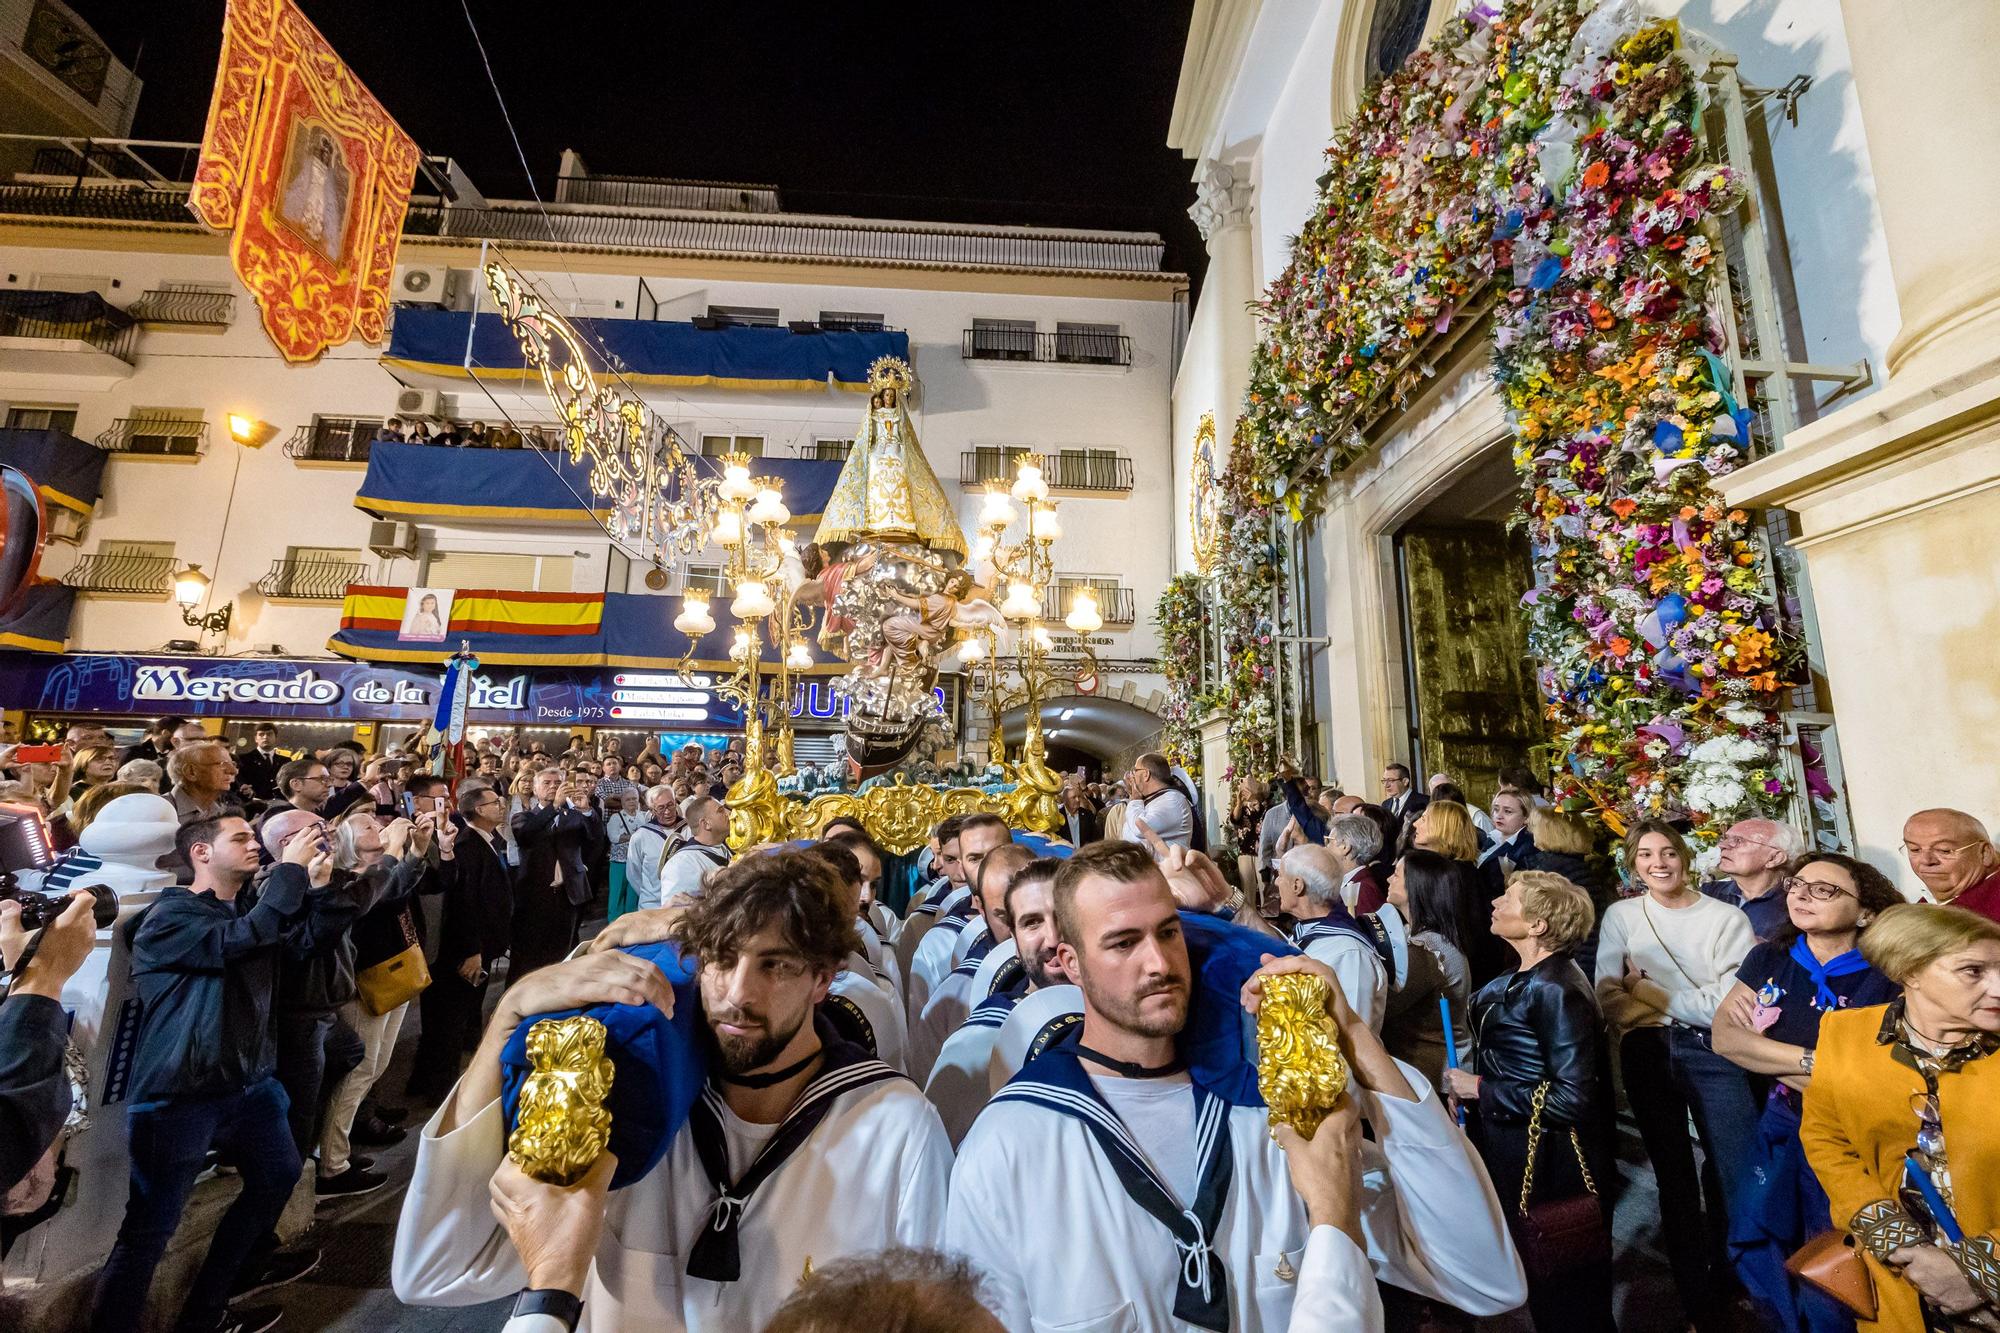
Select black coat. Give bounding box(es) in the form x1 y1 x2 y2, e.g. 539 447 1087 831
442 815 515 965
234 747 287 801
0 995 72 1193
512 801 602 909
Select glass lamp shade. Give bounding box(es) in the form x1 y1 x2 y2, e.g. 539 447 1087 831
1010 461 1049 504
747 487 790 527
979 488 1015 529
1030 625 1055 652
785 640 814 671
1000 581 1040 621
728 628 752 661
1030 503 1062 541
1064 588 1103 634
711 510 744 547
172 563 211 608
719 461 757 503
730 579 777 619
673 594 716 637
971 533 995 562
957 633 987 662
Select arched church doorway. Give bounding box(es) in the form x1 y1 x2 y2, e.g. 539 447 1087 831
1390 443 1542 807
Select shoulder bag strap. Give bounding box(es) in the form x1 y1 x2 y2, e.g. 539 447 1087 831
1518 1082 1599 1214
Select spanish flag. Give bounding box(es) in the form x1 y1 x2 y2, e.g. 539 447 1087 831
340 587 603 637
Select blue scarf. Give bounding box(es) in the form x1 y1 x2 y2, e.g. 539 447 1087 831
1788 934 1871 1011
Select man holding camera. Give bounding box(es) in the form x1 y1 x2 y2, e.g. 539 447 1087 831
508 768 602 985
91 814 331 1333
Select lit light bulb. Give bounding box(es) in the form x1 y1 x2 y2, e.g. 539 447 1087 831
730 578 776 619
980 488 1015 530
957 634 987 662
720 461 757 502
1065 587 1102 634
729 628 752 661
1010 460 1048 504
1030 503 1062 541
748 486 790 527
1031 625 1054 651
711 510 743 546
972 533 995 562
785 640 814 671
674 591 715 637
1001 581 1040 621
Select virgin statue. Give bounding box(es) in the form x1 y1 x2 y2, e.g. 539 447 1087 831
812 356 966 558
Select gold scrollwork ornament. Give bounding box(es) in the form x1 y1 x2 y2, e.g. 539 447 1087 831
506 1015 615 1186
1255 972 1349 1138
726 763 1063 858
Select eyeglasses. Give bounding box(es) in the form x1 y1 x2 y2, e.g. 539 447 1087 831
1910 1090 1944 1159
1902 841 1985 863
1718 833 1779 851
1783 876 1856 903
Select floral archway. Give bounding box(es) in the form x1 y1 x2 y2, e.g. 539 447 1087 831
1171 0 1799 834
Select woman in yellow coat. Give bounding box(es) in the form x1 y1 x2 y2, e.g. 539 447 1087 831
1801 904 2000 1331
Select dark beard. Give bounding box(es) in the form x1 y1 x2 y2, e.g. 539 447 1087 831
706 1007 808 1076
1021 947 1063 991
1077 968 1187 1040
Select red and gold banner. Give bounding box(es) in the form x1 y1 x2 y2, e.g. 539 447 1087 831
190 0 420 364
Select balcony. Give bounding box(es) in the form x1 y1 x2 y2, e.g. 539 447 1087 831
97 416 208 458
256 557 371 601
286 418 379 465
62 552 175 597
126 288 236 331
961 328 1132 367
0 289 138 393
1043 582 1136 627
959 450 1134 494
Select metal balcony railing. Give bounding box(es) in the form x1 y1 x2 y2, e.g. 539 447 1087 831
0 305 138 361
97 417 208 456
961 328 1132 367
0 182 193 224
959 450 1134 492
62 552 175 596
1043 582 1136 626
127 288 236 327
255 557 370 600
285 419 380 463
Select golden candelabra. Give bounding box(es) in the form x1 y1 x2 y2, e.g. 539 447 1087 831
672 454 813 778
962 457 1104 766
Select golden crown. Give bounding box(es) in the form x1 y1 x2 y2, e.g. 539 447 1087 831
867 356 914 395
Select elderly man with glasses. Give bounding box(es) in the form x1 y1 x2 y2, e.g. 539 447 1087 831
407 783 518 1102
1700 817 1806 941
1902 808 2000 923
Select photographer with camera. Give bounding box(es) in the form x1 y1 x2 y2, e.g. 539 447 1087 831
90 814 328 1333
0 888 97 1193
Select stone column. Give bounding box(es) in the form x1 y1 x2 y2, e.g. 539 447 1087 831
1188 159 1258 458
1721 0 2000 881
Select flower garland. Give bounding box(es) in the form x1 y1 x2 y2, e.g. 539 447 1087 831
1155 572 1207 775
1213 0 1799 833
1209 448 1285 780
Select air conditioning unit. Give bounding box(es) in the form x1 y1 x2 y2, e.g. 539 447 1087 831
395 387 442 418
395 265 456 306
367 520 419 558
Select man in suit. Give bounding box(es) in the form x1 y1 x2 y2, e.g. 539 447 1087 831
408 783 516 1100
1058 777 1101 846
507 768 601 985
1380 762 1427 849
234 722 290 802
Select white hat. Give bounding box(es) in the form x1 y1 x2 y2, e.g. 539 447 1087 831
969 937 1020 1004
78 792 180 865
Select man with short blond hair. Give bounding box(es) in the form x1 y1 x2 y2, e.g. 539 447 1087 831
1903 808 2000 922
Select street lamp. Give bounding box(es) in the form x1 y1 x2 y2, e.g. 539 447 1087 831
172 563 232 637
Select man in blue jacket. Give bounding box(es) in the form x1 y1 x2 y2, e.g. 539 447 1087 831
90 814 330 1333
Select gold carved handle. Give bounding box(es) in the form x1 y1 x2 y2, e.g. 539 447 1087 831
506 1015 616 1186
1256 972 1349 1137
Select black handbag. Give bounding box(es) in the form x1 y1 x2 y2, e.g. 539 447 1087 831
1509 1082 1613 1280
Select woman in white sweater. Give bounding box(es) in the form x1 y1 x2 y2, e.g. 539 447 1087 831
1595 819 1760 1333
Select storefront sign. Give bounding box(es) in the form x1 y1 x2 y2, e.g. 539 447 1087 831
0 653 742 727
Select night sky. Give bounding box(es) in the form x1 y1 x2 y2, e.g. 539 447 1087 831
69 0 1206 287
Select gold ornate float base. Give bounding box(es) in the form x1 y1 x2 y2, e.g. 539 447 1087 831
507 1015 615 1185
726 747 1063 856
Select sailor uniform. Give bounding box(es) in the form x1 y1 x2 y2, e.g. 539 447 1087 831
393 1027 953 1331
824 955 909 1073
895 882 967 1012
1291 910 1391 1034
854 916 904 1001
967 938 1023 1005
949 916 992 969
909 928 997 1082
947 1043 1525 1331
923 967 1031 1147
906 891 976 1021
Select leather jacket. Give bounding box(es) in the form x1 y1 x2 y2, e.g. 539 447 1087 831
1470 951 1607 1129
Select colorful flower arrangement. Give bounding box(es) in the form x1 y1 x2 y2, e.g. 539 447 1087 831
1155 572 1207 775
1207 443 1287 781
1205 0 1800 832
